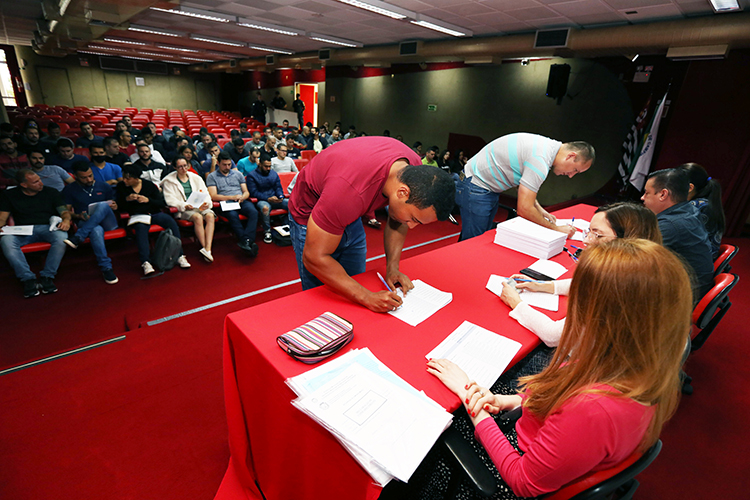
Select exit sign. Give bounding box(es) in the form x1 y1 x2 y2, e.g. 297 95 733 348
427 104 437 112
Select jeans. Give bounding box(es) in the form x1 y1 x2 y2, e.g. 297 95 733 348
458 177 500 241
132 212 182 264
222 200 259 242
1 225 68 281
256 199 289 232
289 214 367 291
74 204 118 270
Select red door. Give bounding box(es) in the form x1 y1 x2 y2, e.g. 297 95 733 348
299 84 315 126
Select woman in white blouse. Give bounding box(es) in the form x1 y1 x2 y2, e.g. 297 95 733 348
162 157 216 262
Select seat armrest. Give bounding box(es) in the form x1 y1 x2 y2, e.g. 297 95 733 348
440 425 498 497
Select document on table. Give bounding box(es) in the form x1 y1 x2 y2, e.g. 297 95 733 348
425 321 522 389
292 360 452 483
557 219 588 241
186 190 210 209
527 259 568 279
219 200 240 211
388 279 452 327
486 275 559 312
0 225 33 235
127 214 151 226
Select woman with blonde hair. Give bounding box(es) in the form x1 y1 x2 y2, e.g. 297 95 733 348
162 157 216 262
423 239 691 499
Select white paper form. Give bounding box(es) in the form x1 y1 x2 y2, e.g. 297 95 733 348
127 214 151 226
557 219 589 241
87 201 112 216
426 321 522 389
219 200 240 211
186 190 210 208
293 362 452 483
527 259 568 279
486 275 559 312
0 225 33 235
388 279 452 327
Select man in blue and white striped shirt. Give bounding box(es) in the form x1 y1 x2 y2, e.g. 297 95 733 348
458 133 595 241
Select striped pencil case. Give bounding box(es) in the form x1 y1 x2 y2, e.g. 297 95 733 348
277 312 354 364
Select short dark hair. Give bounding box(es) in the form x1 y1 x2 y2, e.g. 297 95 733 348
259 152 272 164
122 163 143 178
240 122 247 128
207 142 219 150
398 165 455 221
140 127 153 136
27 146 46 157
172 126 180 133
232 137 245 147
115 120 126 127
428 146 439 154
217 151 232 162
103 136 119 148
88 141 104 152
230 129 240 138
177 145 193 156
57 138 74 149
72 160 92 174
80 122 90 129
563 141 596 165
647 168 689 203
137 142 151 150
349 125 356 130
48 122 60 131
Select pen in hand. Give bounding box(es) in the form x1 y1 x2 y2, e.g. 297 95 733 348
377 272 393 292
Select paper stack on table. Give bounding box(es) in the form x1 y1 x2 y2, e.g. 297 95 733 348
287 348 453 485
388 280 452 327
494 217 567 259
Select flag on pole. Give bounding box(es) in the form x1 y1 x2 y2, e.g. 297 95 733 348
617 95 652 190
629 91 668 191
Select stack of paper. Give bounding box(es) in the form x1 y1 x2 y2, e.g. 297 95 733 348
388 280 452 327
287 348 453 485
494 217 567 259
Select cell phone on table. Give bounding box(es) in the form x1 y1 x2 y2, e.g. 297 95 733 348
519 268 554 282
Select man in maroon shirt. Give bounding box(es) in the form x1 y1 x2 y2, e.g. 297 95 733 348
0 135 30 188
288 136 454 312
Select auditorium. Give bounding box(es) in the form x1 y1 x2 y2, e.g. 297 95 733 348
1 1 749 499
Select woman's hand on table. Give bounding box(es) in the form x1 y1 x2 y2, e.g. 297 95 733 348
426 358 471 398
500 281 523 309
510 274 555 294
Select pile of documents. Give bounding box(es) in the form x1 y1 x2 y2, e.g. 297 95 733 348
494 217 567 259
287 348 453 486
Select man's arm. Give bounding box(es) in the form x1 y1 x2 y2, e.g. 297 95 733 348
208 185 239 202
56 205 72 231
303 214 402 312
383 216 414 293
0 211 9 229
517 185 574 237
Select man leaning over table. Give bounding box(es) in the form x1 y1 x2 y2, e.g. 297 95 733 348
458 133 595 241
288 136 455 312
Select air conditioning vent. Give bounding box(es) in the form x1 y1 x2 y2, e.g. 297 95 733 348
399 41 419 56
319 49 330 61
534 28 569 49
99 56 167 75
266 55 275 65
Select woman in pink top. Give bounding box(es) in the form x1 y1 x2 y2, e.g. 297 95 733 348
425 239 691 498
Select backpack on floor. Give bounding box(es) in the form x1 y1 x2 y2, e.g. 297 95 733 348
272 225 292 247
152 230 182 271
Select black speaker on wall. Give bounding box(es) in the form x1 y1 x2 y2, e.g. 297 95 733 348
546 63 570 105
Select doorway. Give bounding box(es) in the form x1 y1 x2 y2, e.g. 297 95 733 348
294 82 318 127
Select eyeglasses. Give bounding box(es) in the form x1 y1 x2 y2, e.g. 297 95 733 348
583 228 609 240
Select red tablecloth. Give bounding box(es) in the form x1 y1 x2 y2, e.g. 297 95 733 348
216 205 597 500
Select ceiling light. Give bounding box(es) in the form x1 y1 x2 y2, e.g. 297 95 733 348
169 61 192 65
631 54 639 62
157 45 200 53
104 37 147 46
237 19 302 36
309 33 362 48
49 20 59 32
333 0 411 20
189 34 245 47
121 55 154 61
59 0 72 17
78 50 107 56
139 52 176 58
709 0 741 12
180 56 216 62
248 44 294 55
88 45 128 52
129 24 183 37
150 7 234 23
410 16 471 37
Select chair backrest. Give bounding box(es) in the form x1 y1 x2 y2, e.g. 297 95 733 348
278 172 296 194
693 273 738 328
714 244 738 277
545 440 662 500
301 150 316 160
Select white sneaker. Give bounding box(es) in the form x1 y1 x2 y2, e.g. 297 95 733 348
142 261 155 275
199 247 214 262
263 231 273 244
177 255 191 268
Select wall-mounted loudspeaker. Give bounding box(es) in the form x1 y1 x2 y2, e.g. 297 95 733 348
546 63 570 105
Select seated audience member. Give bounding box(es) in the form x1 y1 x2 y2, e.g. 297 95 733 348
0 135 30 187
421 238 690 499
358 131 368 137
243 130 265 154
310 128 324 153
449 148 467 175
115 129 135 157
146 122 169 154
382 129 391 137
395 134 404 143
207 152 259 257
344 125 356 140
437 149 451 172
103 136 131 168
226 137 248 165
165 126 181 144
422 146 439 167
0 169 71 297
280 120 291 133
285 138 301 159
132 142 165 186
272 127 286 147
0 123 15 138
642 168 714 300
237 148 260 176
18 124 42 155
114 120 129 135
239 122 252 138
122 116 140 139
62 161 119 284
499 202 662 375
262 137 277 159
75 122 103 149
681 162 725 259
270 144 298 174
162 157 216 263
200 142 236 179
328 129 342 145
298 126 313 148
89 142 123 187
49 138 89 173
247 152 288 244
412 141 423 157
263 126 273 141
196 132 215 162
39 122 63 155
129 128 166 165
192 127 209 147
318 127 333 148
177 145 202 174
27 147 74 191
116 164 190 275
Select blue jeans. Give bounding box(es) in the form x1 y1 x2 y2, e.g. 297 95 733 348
288 214 367 291
74 204 118 270
132 212 182 264
458 177 500 241
1 225 68 281
257 199 289 232
223 201 258 242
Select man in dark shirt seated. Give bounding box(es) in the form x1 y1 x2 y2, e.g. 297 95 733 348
75 122 103 149
247 152 288 244
40 122 63 155
0 135 30 188
62 161 119 284
225 137 248 165
18 124 43 155
0 169 72 297
48 138 90 173
103 136 131 168
239 123 252 139
642 167 714 301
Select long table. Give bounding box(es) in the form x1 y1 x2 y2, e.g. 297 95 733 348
215 204 596 500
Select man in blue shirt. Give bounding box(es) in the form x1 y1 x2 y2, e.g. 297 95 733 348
247 153 288 244
237 148 260 176
48 138 90 173
75 122 103 149
62 161 119 284
89 142 123 187
28 147 74 191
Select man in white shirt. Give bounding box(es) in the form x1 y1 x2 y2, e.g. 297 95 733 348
270 144 299 174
